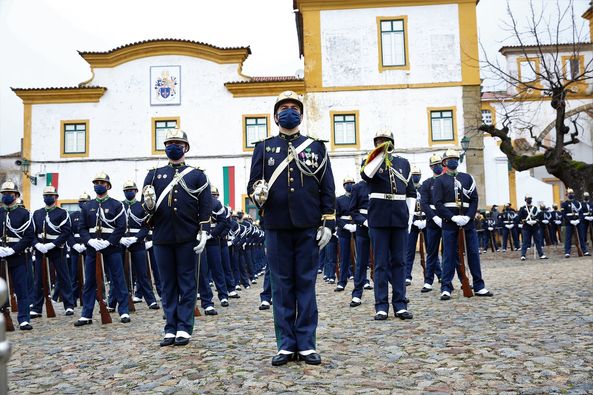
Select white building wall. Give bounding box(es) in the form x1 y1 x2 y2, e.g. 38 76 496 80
483 136 511 206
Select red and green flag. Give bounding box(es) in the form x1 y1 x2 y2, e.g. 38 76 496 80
46 173 59 189
222 166 235 210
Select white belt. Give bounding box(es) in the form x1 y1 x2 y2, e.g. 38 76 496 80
339 216 352 220
369 193 405 201
128 228 141 233
444 202 470 208
429 205 436 210
88 227 114 234
74 233 80 238
4 237 20 243
359 209 368 214
37 234 59 240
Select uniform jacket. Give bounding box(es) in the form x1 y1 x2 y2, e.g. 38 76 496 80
123 199 149 253
79 197 126 255
32 206 71 258
0 205 34 258
432 171 478 231
336 193 353 238
561 199 584 224
517 205 541 228
420 176 440 229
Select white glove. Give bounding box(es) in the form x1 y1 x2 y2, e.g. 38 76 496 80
458 216 470 226
406 197 416 232
1 247 15 258
505 224 513 229
451 215 464 226
193 231 208 254
73 244 85 253
145 240 153 250
586 216 593 221
44 243 55 252
362 220 368 228
414 220 426 230
88 238 104 251
527 220 537 226
142 185 156 211
35 243 48 254
227 241 232 246
0 247 8 258
413 220 422 228
206 233 213 240
542 220 549 224
344 224 356 233
518 224 523 228
488 227 494 231
432 216 442 228
127 237 138 246
316 226 332 250
554 220 562 225
570 220 580 226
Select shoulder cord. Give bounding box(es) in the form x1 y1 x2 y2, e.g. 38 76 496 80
98 201 125 229
45 210 70 233
6 211 33 240
178 171 209 202
126 205 149 226
289 141 328 184
571 201 581 213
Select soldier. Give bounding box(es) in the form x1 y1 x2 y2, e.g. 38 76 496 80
419 154 444 292
67 192 91 307
120 180 159 310
499 203 519 251
361 130 415 321
549 204 562 246
247 90 336 366
142 128 212 346
335 176 356 292
539 203 553 246
432 149 493 300
517 195 547 260
483 211 500 252
30 186 75 318
404 166 425 286
75 172 130 327
562 189 590 257
0 181 34 330
582 192 593 245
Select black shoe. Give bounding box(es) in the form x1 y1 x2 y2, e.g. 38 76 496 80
259 302 271 311
298 352 321 365
205 308 218 316
476 291 494 297
395 310 413 320
421 286 432 293
440 293 451 301
220 300 229 307
334 286 344 292
228 293 241 299
349 300 361 307
120 316 131 323
65 308 74 316
374 312 388 320
74 319 92 327
404 297 410 304
272 353 294 366
160 337 175 347
585 252 591 256
29 311 42 319
19 323 33 330
174 337 190 346
149 303 160 310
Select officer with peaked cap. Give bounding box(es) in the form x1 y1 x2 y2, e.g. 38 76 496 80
142 128 212 346
66 192 91 307
248 90 336 366
562 188 590 257
517 194 547 260
30 186 75 318
404 165 425 286
0 181 34 330
75 172 130 326
432 149 493 300
361 130 415 321
334 176 356 292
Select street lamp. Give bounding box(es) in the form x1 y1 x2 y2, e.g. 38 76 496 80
460 135 471 163
15 159 37 185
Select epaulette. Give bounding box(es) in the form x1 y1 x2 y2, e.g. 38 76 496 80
185 164 205 172
254 136 275 145
307 134 328 143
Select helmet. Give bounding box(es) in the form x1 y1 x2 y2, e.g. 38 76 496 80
566 188 574 194
122 180 138 191
584 192 590 197
552 204 558 209
342 176 354 185
373 130 394 145
79 192 91 202
429 154 442 166
42 186 58 195
442 149 460 160
211 186 219 196
92 171 112 189
273 91 304 115
411 166 421 175
0 181 20 196
163 128 190 151
525 193 532 199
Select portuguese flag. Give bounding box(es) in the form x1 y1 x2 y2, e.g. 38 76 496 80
46 173 59 189
222 166 235 210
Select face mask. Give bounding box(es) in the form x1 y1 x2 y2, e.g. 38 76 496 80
165 144 185 160
43 196 56 206
2 194 15 206
446 159 459 170
526 198 532 205
412 175 421 184
344 183 353 193
124 191 136 201
431 164 442 175
94 184 108 195
568 194 575 200
277 108 301 129
78 202 86 209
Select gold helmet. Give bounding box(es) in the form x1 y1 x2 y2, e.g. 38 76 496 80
92 171 112 189
211 186 219 196
273 90 304 115
442 148 460 160
78 192 91 202
584 192 590 197
566 188 574 194
411 166 421 175
163 128 190 151
525 193 532 199
342 176 355 185
373 130 394 145
429 154 442 166
0 181 20 196
122 180 138 191
42 186 58 195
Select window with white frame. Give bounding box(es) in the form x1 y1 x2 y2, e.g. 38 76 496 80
565 57 580 80
245 117 268 148
155 119 178 151
63 123 86 154
482 109 493 125
519 60 537 83
380 19 406 67
430 110 454 142
333 114 357 145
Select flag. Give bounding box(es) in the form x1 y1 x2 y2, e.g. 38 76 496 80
46 173 59 189
223 166 235 210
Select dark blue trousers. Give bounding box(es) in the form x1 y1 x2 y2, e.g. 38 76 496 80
441 228 486 294
565 224 589 254
369 227 407 313
33 250 74 312
5 254 31 324
260 265 272 303
521 225 544 257
206 243 228 301
220 241 235 292
424 226 442 285
404 226 422 281
502 226 519 250
69 253 84 306
337 234 353 287
126 249 157 306
229 245 242 288
81 250 128 318
136 247 161 298
318 246 325 271
351 229 370 300
323 237 337 280
267 228 318 352
197 251 214 309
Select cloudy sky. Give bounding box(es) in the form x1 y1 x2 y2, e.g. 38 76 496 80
0 0 588 155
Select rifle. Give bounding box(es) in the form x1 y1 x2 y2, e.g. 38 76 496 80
418 230 426 279
95 211 112 324
349 234 356 277
488 228 496 252
0 259 14 332
7 268 17 313
573 224 584 257
41 222 56 318
543 223 552 246
455 177 473 298
123 249 136 312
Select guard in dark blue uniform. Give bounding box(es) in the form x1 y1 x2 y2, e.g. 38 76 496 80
120 180 159 310
75 172 130 327
419 154 444 293
482 211 500 252
583 192 593 245
562 188 590 257
499 203 519 251
335 177 355 292
247 91 335 366
0 181 34 330
142 128 212 346
404 166 425 286
432 149 493 300
517 195 547 260
361 130 415 321
67 192 91 307
205 186 230 307
30 186 75 318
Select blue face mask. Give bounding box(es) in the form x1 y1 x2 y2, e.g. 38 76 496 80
78 202 86 209
344 183 353 193
446 159 459 170
165 144 185 160
94 184 107 195
2 194 15 206
526 198 532 205
568 194 575 200
124 191 136 201
412 175 421 184
43 196 56 206
431 164 443 175
277 108 302 129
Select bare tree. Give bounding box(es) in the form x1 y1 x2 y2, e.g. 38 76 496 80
479 0 593 197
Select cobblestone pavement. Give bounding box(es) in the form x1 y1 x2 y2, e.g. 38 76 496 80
6 248 593 394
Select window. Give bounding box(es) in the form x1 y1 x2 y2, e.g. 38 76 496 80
517 58 540 83
427 108 457 146
151 117 179 154
243 195 259 221
243 115 270 151
563 56 581 80
60 120 89 158
482 110 493 125
378 16 409 71
330 111 359 150
60 203 80 213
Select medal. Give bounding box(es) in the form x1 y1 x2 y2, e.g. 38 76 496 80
305 160 312 166
266 146 271 152
163 174 168 179
157 174 162 179
268 157 275 166
276 147 280 153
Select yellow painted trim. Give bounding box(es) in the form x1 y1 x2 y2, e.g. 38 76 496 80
242 114 271 152
296 0 476 11
561 55 588 94
306 80 477 93
151 116 180 155
22 104 32 209
57 199 78 208
458 2 480 86
12 87 106 105
508 169 517 209
330 110 360 150
302 9 322 90
241 193 248 213
484 93 593 103
225 80 305 98
427 106 458 146
481 102 500 146
60 120 90 158
516 57 543 93
376 16 410 72
80 41 250 68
